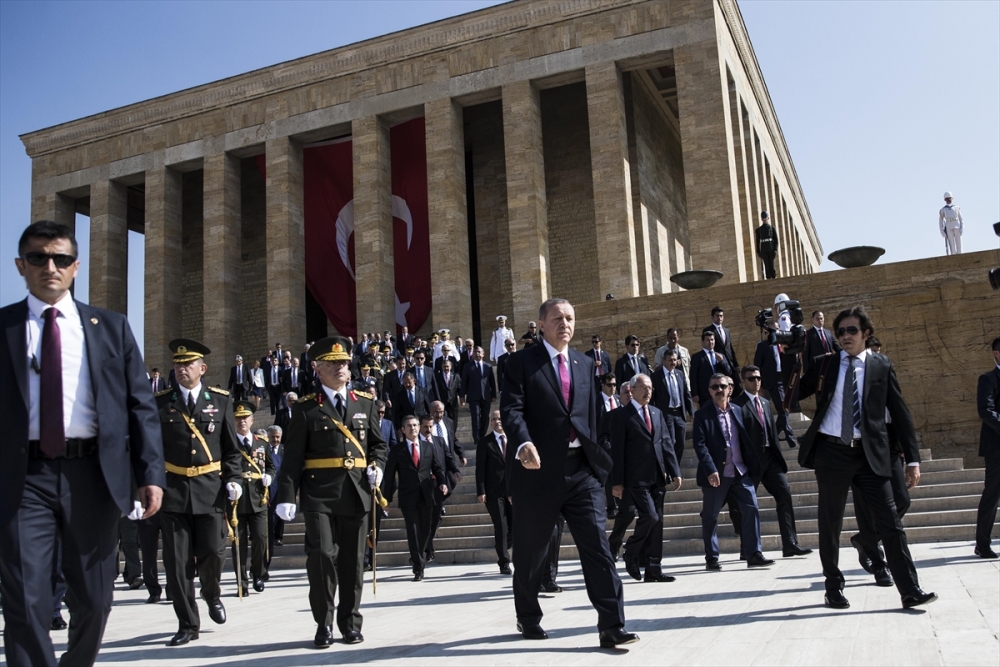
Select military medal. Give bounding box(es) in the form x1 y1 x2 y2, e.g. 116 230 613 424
207 422 216 433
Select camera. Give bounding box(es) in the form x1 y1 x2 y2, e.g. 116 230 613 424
757 299 807 355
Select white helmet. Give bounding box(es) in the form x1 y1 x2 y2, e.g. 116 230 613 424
943 191 953 199
774 293 789 306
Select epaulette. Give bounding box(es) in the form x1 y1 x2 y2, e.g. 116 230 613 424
154 388 173 398
297 393 317 403
354 390 375 400
208 386 230 396
254 434 269 442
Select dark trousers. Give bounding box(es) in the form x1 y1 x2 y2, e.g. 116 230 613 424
303 510 366 633
977 455 1000 550
852 453 911 569
756 455 800 550
426 488 448 556
814 442 919 595
607 494 637 557
512 453 625 632
763 384 797 446
267 506 284 568
624 483 666 572
485 494 513 566
400 499 433 574
137 514 163 596
664 410 687 465
543 515 564 585
231 510 269 586
0 456 120 667
761 251 776 279
231 385 247 402
443 400 458 424
468 400 492 441
118 516 140 583
160 511 227 632
267 385 281 414
701 472 761 560
52 546 66 618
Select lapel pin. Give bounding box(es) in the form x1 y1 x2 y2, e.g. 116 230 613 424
90 318 98 325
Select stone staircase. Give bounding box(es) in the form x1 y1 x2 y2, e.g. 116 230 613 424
260 412 996 570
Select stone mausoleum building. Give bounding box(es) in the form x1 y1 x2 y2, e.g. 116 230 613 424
21 0 821 380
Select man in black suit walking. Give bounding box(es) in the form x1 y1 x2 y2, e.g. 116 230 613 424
734 365 811 558
265 356 283 415
803 310 840 374
614 335 650 387
383 415 447 581
433 358 461 422
228 355 251 401
501 298 637 649
496 339 516 396
690 330 732 407
477 409 513 574
393 372 431 432
421 413 462 561
797 306 936 610
585 334 612 404
706 307 738 377
610 374 682 583
0 221 165 667
150 368 168 393
651 349 693 466
753 337 798 448
974 336 1000 559
460 346 496 442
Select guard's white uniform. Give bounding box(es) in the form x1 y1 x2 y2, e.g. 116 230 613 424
489 326 513 362
939 203 963 255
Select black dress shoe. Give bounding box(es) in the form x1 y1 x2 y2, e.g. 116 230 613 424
782 544 813 557
850 534 875 574
499 564 512 575
643 571 676 582
975 546 998 559
440 507 447 516
599 627 639 649
168 629 199 646
314 625 334 648
237 585 249 598
262 572 270 581
413 572 424 582
50 614 68 630
207 598 227 624
425 552 436 562
539 582 562 593
146 593 162 604
706 559 722 571
253 578 265 592
343 630 364 644
275 539 283 546
516 622 548 640
825 590 850 609
610 546 621 563
873 567 894 587
129 577 144 590
623 553 642 581
747 552 775 568
901 588 938 609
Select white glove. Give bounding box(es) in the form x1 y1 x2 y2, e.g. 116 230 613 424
367 465 383 488
276 502 296 522
262 473 273 488
227 482 243 501
127 500 144 521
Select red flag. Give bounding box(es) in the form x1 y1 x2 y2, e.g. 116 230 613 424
390 118 431 336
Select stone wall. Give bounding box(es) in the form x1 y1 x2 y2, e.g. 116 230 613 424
180 171 204 342
240 158 268 360
574 250 1000 466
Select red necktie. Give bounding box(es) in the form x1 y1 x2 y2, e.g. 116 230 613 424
557 354 576 442
411 441 420 466
755 396 765 425
820 330 830 353
40 308 65 458
499 434 506 457
643 405 653 433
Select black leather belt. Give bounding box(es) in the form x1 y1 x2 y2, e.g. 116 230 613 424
818 434 861 448
665 406 684 414
28 437 99 459
566 447 584 458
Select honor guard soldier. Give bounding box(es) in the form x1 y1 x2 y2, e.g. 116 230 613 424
157 339 243 647
275 336 388 648
755 211 779 279
229 401 275 596
939 191 964 255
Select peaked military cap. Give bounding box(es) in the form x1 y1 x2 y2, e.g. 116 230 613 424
233 401 256 418
169 338 210 363
313 336 352 362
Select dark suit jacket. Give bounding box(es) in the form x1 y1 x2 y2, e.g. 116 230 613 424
979 367 1000 458
704 324 738 371
690 348 732 404
274 405 293 432
500 344 606 494
692 400 761 487
596 392 621 448
432 415 464 461
733 392 787 475
150 376 168 393
426 435 461 495
460 360 496 403
410 364 434 396
393 386 432 430
755 222 778 255
264 364 283 389
433 368 461 407
651 366 694 420
584 348 612 380
752 340 795 391
476 431 508 498
280 367 309 395
383 439 445 508
614 353 651 386
228 365 251 393
496 353 510 394
610 402 679 488
797 351 919 477
803 327 840 374
0 299 165 527
382 369 405 403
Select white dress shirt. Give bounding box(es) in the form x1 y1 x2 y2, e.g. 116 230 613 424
433 419 450 447
818 350 866 440
26 292 97 440
321 384 348 412
664 367 680 408
178 382 203 408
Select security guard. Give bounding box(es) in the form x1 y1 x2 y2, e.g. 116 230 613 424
275 336 388 648
229 401 275 595
157 339 242 647
755 210 779 279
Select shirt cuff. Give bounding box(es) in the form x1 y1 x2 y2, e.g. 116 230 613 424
515 442 532 458
906 462 919 467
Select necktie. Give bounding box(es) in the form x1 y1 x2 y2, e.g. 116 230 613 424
39 307 65 458
411 441 420 466
238 366 242 383
557 354 576 442
409 389 415 407
152 378 157 392
435 422 444 441
754 396 765 426
631 355 638 374
717 326 725 344
445 372 450 385
499 434 506 457
608 396 615 411
292 372 298 388
243 436 251 450
272 368 277 384
821 330 830 353
478 362 483 376
708 351 715 371
668 371 678 408
841 357 861 444
643 405 653 433
336 394 346 421
188 392 196 415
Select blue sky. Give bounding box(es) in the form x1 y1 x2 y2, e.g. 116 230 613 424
1 0 998 353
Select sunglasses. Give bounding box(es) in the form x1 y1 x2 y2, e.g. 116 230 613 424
604 382 617 387
836 326 861 337
22 252 77 269
745 376 762 382
505 342 515 347
709 384 730 391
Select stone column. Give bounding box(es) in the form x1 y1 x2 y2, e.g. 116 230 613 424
585 62 639 300
502 80 550 326
425 98 473 337
674 39 747 284
89 179 128 313
144 166 183 373
352 115 395 336
203 153 242 386
265 137 306 351
31 192 75 228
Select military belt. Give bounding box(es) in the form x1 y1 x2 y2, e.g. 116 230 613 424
241 471 263 480
166 461 222 477
304 455 367 470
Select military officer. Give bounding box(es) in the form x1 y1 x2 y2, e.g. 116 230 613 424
939 191 964 255
229 401 275 596
489 315 514 363
755 210 779 279
156 339 243 647
354 364 381 397
275 336 388 648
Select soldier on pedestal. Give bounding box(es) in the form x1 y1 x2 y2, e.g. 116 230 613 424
229 401 275 596
755 210 779 279
156 339 243 647
275 336 388 648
